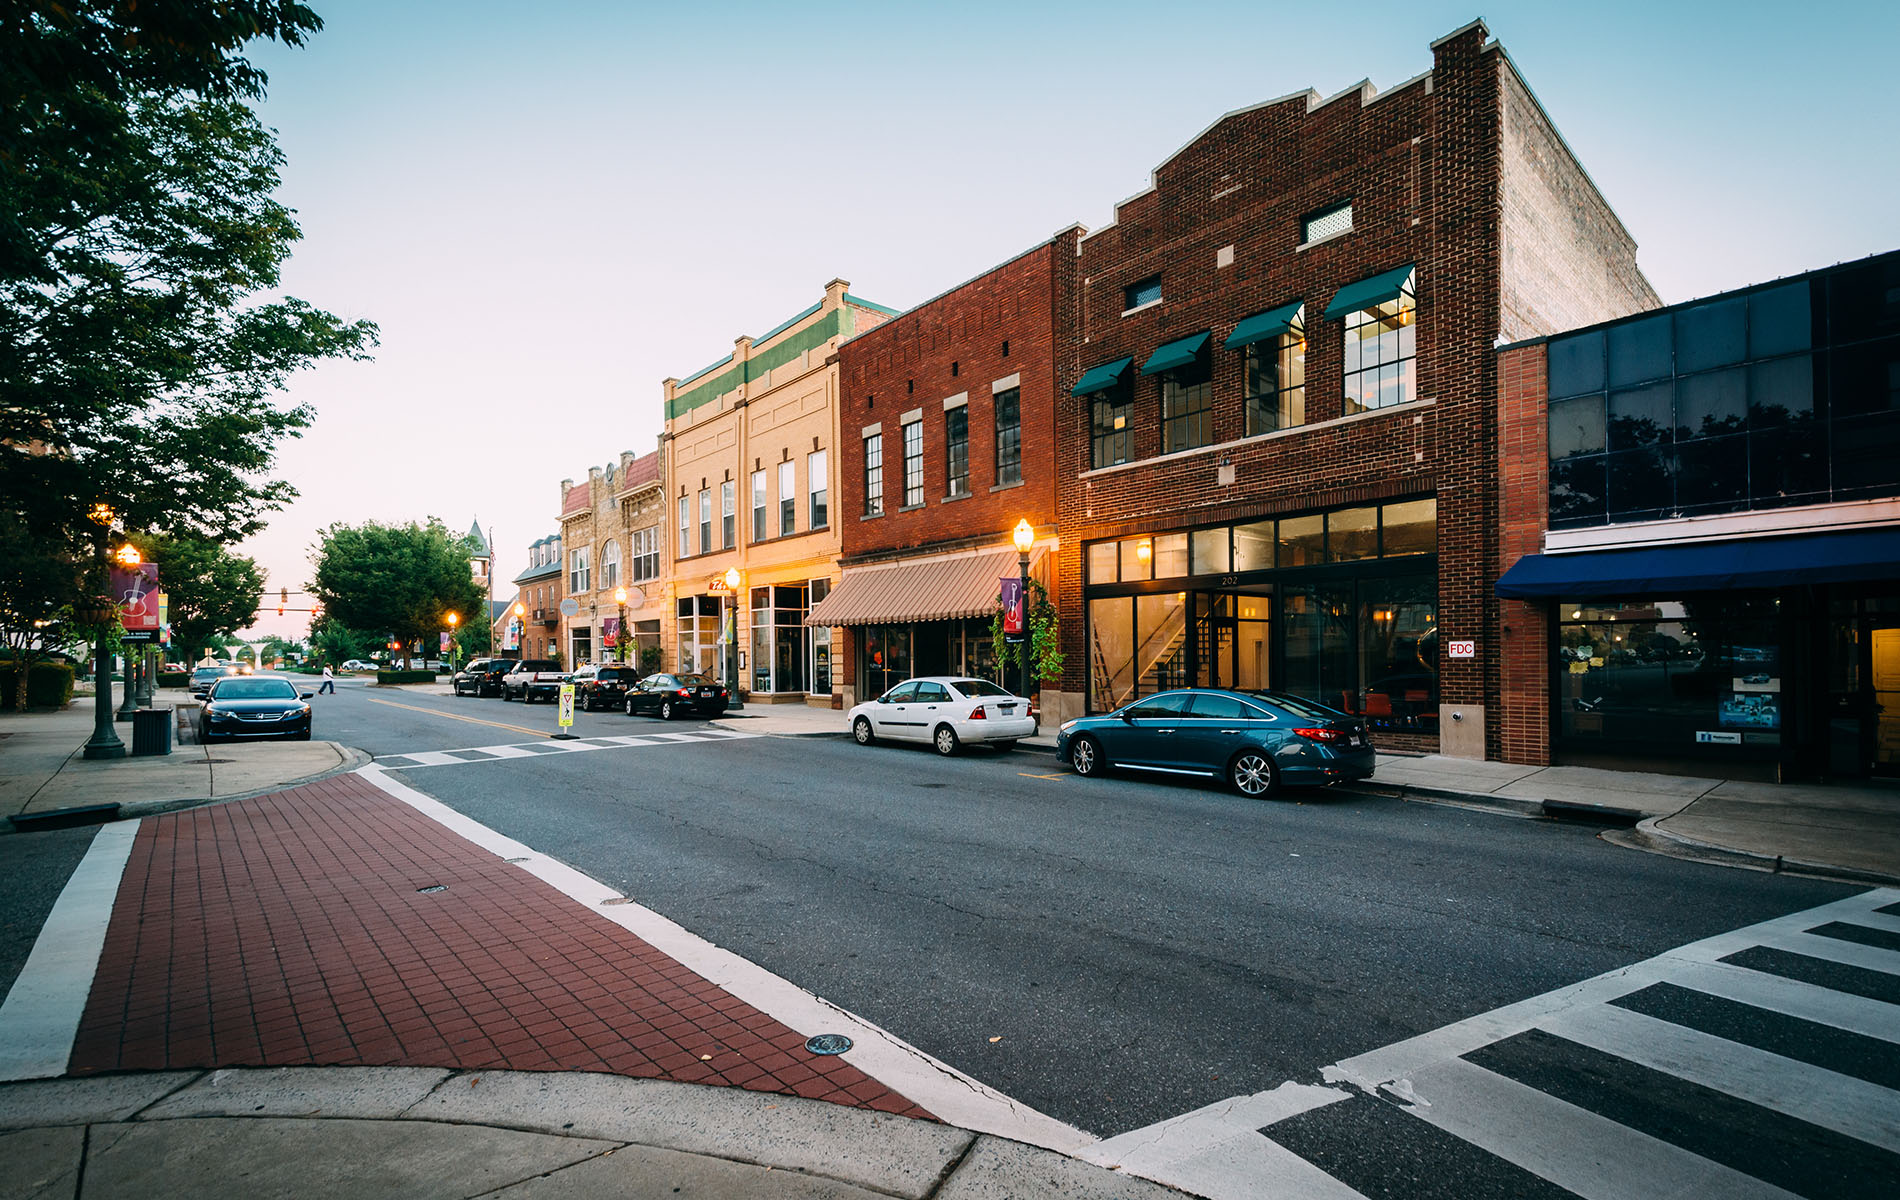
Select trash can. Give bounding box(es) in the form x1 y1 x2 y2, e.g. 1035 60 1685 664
131 706 172 756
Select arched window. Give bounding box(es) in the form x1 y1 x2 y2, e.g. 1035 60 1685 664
600 539 621 589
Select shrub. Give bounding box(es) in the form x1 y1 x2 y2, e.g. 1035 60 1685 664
375 670 436 685
158 668 190 689
0 660 77 708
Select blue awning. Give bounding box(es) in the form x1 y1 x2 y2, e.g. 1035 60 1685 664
1496 527 1900 599
1139 331 1211 376
1323 264 1416 320
1224 300 1304 350
1070 356 1133 396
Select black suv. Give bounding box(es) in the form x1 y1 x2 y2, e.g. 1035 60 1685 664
572 664 641 711
452 658 515 697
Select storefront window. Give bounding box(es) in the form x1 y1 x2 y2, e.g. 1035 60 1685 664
1278 515 1325 567
862 625 910 699
1089 542 1118 583
1233 521 1273 572
1152 532 1188 578
810 579 831 694
1088 597 1135 711
1328 507 1378 562
1557 597 1781 755
676 596 720 674
1359 577 1438 730
1382 498 1437 556
1282 582 1355 711
1121 537 1153 582
750 586 771 693
1191 528 1231 575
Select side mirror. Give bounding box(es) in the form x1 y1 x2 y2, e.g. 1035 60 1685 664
299 691 314 700
1119 710 1135 722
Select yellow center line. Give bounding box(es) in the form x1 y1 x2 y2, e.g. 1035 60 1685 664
1019 771 1069 780
363 695 551 739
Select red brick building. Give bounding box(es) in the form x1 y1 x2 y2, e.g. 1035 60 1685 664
1050 20 1657 754
815 232 1080 706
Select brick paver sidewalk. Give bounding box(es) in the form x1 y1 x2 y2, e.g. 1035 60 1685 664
70 773 929 1119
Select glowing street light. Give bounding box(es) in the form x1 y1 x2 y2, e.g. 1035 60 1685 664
1011 520 1034 715
613 585 628 663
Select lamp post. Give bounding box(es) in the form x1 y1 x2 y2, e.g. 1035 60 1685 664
613 586 627 663
446 610 458 669
1012 519 1035 715
82 505 126 759
723 566 743 711
513 601 526 659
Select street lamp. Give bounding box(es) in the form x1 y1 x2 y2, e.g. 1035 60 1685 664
723 566 743 711
613 586 627 663
446 610 458 669
1012 519 1035 715
82 504 125 759
513 600 526 659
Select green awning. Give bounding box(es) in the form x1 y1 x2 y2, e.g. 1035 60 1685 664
1070 356 1133 396
1323 264 1415 320
1223 300 1305 350
1139 331 1210 376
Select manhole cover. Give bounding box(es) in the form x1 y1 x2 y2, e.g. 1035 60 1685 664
804 1034 853 1056
416 884 447 894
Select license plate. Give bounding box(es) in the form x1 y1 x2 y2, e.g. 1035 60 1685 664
1000 704 1015 714
1348 735 1361 747
698 688 711 697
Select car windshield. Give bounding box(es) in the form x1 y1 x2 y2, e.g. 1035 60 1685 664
950 679 1012 697
1251 691 1346 720
213 679 297 700
675 674 715 687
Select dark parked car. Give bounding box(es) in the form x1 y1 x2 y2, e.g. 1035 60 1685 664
189 664 236 698
1055 688 1375 798
624 672 728 720
452 658 514 697
572 663 642 711
501 659 567 702
200 675 314 743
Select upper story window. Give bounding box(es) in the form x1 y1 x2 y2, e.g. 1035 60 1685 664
600 539 620 589
698 487 712 556
1141 331 1213 454
863 432 884 517
1091 383 1133 470
778 459 796 536
994 387 1021 486
677 495 690 558
569 546 590 594
630 526 659 582
1123 275 1162 312
945 406 970 497
901 419 924 506
1332 266 1416 415
751 469 767 542
808 449 828 528
720 480 736 549
1302 202 1353 244
1240 305 1307 435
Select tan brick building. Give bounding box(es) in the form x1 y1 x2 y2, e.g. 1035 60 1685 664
660 280 897 703
557 450 667 670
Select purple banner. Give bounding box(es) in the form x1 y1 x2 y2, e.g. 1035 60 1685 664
1000 576 1024 634
110 564 161 631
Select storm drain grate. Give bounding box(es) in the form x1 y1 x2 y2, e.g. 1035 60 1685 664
804 1034 853 1055
416 884 447 894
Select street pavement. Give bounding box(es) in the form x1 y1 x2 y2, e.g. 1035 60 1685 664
0 686 1896 1197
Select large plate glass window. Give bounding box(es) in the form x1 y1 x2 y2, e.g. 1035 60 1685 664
1245 314 1306 435
1342 272 1416 414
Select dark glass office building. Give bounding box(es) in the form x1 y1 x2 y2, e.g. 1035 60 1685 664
1498 249 1900 780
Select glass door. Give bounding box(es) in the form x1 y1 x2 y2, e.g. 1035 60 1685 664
1874 623 1900 777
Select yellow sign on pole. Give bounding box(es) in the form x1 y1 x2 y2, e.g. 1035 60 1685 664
558 682 575 729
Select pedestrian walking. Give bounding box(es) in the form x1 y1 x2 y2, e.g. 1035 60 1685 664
318 664 335 694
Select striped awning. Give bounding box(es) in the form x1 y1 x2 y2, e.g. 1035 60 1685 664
806 549 1030 627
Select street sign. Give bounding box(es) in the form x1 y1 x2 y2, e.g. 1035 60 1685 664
558 683 575 729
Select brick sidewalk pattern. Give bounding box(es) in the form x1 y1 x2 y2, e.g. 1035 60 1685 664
69 773 929 1119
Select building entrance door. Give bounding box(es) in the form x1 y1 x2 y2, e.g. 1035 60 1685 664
1873 624 1900 777
1190 588 1271 691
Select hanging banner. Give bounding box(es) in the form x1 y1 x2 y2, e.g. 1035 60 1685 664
999 576 1024 635
603 616 620 648
111 564 161 632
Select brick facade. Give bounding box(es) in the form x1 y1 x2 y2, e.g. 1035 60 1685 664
1497 341 1551 763
557 449 667 670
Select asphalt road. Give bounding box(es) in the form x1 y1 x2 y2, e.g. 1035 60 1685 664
306 682 1856 1138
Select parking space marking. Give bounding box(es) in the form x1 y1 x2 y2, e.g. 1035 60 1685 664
1019 771 1069 780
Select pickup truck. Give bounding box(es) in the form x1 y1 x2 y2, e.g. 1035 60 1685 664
500 659 568 703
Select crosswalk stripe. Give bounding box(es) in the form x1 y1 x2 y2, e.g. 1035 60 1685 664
1537 1002 1900 1151
1403 1057 1802 1200
1662 957 1900 1044
1856 912 1900 936
1760 929 1900 975
1083 1082 1364 1200
371 729 762 769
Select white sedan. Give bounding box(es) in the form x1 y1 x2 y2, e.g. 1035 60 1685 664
848 676 1036 755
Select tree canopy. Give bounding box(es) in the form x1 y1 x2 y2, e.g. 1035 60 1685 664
309 520 485 667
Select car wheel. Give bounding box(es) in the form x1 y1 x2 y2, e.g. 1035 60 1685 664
853 716 875 745
1230 750 1280 798
1070 735 1104 778
933 724 960 756
625 696 637 717
659 699 674 720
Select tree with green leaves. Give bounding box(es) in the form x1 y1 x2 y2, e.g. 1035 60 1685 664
307 615 371 668
0 512 85 710
2 2 373 640
127 534 265 665
309 520 485 669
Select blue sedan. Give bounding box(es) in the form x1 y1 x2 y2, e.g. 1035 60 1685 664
1055 688 1375 798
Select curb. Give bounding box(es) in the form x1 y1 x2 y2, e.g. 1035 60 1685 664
118 743 373 821
1608 817 1900 887
1339 780 1545 818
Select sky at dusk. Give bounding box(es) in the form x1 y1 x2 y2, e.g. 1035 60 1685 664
231 0 1899 642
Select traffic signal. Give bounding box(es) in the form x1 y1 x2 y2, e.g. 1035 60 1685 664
278 587 287 616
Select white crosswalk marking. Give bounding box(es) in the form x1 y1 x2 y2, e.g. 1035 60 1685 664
1094 888 1900 1200
371 728 763 770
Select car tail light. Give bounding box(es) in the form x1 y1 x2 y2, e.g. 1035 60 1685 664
1295 727 1343 742
970 705 987 720
676 688 691 697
